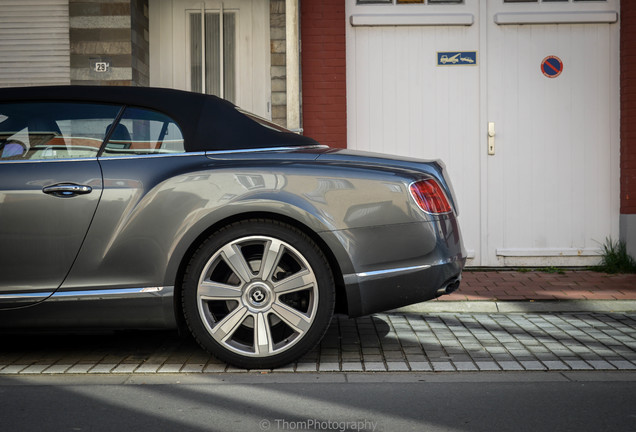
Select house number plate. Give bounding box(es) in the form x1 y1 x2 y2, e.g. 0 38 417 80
94 62 110 73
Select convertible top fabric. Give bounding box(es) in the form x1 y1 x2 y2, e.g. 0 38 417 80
0 86 318 152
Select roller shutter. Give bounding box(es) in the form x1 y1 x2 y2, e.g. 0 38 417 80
0 0 70 87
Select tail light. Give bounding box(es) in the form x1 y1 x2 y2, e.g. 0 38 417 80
409 179 453 214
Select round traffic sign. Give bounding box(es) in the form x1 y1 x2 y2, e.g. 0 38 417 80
541 56 563 78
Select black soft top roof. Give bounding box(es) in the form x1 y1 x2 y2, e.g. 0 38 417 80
0 85 318 151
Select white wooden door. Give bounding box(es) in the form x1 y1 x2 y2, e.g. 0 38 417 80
346 0 620 266
149 0 270 118
346 0 482 264
484 0 620 266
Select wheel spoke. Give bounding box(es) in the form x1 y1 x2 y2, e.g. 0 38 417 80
271 302 312 334
210 305 249 342
220 243 253 284
254 312 273 355
259 239 285 281
198 281 242 300
273 269 314 295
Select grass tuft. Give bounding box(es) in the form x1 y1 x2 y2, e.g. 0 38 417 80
594 237 636 274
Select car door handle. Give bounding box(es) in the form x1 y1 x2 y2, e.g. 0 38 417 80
42 183 93 197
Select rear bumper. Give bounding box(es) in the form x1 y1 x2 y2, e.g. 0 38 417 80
343 258 465 317
335 214 466 317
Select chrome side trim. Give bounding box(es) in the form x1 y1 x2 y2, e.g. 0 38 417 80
0 157 99 164
0 292 52 300
0 286 173 303
348 264 432 282
0 147 326 164
49 286 174 301
205 145 328 156
98 152 206 160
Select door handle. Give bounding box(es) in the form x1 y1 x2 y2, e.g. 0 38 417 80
488 122 495 155
42 183 93 198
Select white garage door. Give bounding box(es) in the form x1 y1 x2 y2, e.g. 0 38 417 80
346 0 619 267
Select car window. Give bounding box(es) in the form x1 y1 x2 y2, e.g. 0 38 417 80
0 102 122 161
102 107 185 157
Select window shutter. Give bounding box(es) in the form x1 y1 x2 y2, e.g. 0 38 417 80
0 0 70 87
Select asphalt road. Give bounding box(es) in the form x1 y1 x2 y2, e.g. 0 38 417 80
1 372 635 432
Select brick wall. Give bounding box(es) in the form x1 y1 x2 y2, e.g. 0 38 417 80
622 2 636 214
69 0 148 86
131 0 149 87
301 0 346 148
271 0 287 127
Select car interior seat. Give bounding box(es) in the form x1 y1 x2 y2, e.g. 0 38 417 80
105 123 132 149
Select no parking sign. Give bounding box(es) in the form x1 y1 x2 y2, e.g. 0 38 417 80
541 56 563 78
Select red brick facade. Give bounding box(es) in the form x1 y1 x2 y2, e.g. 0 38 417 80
622 2 636 214
300 0 347 148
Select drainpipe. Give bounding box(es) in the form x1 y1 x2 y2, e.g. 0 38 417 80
286 0 302 133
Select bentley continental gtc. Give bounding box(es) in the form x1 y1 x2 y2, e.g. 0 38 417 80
0 86 466 369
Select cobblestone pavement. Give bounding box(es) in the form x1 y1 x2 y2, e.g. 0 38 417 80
1 312 635 374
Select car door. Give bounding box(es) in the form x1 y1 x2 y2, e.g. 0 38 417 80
0 101 122 308
58 106 190 292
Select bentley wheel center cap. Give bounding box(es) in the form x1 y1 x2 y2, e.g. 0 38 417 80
246 282 272 309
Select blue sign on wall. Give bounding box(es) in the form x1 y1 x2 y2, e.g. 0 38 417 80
437 51 478 66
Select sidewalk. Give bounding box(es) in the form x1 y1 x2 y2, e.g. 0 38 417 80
1 269 635 375
397 270 636 313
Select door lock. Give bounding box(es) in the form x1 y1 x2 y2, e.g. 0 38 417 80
488 122 495 155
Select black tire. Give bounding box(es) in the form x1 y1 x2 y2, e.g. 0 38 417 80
182 219 335 369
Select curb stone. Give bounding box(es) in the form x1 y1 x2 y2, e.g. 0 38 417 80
393 300 636 314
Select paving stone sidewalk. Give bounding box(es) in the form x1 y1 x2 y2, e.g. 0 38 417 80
1 312 635 374
447 270 636 301
439 269 636 301
399 270 636 314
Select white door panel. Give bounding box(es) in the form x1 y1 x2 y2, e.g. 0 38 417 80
485 0 619 266
346 1 482 264
346 0 619 266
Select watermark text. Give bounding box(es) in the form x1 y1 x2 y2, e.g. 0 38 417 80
259 418 378 432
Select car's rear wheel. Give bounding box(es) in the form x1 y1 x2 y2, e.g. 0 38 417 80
182 219 335 369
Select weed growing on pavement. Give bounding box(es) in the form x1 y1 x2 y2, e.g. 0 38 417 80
513 267 565 274
540 266 566 275
595 237 636 274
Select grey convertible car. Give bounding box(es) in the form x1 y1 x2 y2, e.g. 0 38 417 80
0 86 466 369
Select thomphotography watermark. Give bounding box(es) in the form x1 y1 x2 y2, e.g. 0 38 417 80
259 418 378 432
